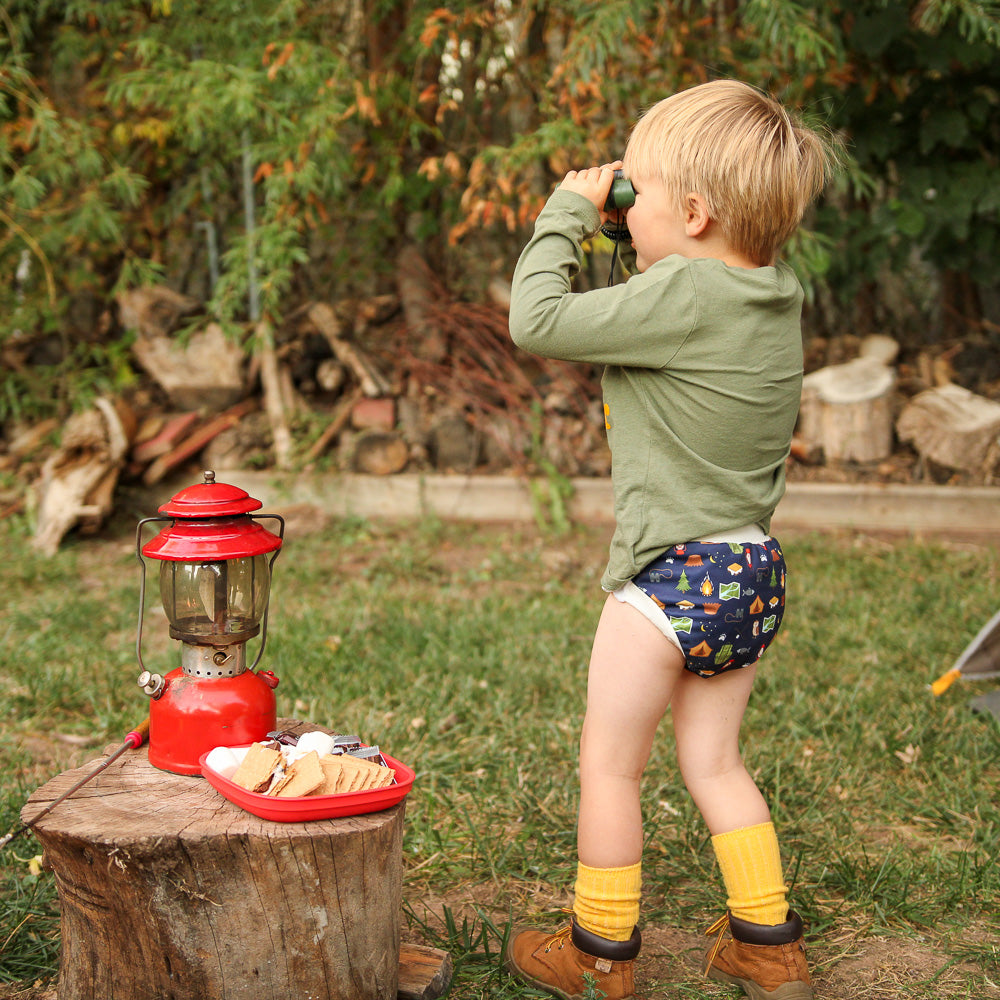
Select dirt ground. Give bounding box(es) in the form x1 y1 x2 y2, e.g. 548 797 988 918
395 882 1000 1000
4 928 995 1000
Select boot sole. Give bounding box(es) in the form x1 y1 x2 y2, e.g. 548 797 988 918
708 966 814 1000
502 952 636 1000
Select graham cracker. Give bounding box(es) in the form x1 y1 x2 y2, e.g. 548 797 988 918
270 751 325 798
317 753 395 794
339 753 395 791
325 755 350 793
230 743 283 793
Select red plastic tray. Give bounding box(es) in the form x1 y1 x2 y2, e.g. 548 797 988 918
199 748 415 822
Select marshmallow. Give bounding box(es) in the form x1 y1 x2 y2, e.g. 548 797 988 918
294 731 337 757
205 745 243 779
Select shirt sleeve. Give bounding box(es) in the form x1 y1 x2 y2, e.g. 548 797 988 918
508 189 697 368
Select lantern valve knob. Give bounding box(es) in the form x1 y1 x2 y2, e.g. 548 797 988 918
138 670 166 699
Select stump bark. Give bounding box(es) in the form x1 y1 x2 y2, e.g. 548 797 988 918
23 721 408 1000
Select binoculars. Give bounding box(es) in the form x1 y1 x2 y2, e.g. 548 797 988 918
604 170 635 212
601 169 633 243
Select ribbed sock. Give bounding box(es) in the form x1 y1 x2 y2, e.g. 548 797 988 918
711 821 789 926
572 861 642 942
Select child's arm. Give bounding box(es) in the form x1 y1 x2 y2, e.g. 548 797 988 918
509 181 695 367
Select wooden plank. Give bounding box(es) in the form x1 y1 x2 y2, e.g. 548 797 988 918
141 399 257 485
229 472 1000 538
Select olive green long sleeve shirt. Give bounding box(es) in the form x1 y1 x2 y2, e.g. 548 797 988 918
509 189 804 591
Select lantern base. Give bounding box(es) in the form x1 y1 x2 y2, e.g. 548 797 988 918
148 667 278 775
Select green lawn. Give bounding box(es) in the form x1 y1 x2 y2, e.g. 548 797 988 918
2 507 998 998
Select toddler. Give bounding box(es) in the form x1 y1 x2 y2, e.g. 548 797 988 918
504 79 836 1000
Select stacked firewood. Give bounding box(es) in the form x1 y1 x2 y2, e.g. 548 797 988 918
10 272 605 554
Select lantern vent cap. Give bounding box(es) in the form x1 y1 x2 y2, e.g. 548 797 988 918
157 470 263 519
141 471 283 561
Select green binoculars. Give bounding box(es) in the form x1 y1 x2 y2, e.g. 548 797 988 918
604 170 635 212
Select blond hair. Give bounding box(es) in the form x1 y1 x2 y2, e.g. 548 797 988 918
622 80 837 265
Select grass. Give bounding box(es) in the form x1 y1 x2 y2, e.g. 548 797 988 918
1 502 999 998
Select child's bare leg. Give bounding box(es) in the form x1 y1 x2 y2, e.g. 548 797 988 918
675 667 812 995
503 598 671 996
671 665 769 835
578 595 684 867
673 666 791 929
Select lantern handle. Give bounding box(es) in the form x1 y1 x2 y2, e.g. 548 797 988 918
134 516 172 675
248 514 285 674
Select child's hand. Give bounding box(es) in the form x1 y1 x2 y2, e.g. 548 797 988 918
559 161 623 216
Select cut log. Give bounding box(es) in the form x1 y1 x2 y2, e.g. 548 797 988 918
799 358 896 464
789 435 823 465
398 943 453 1000
117 285 200 340
896 382 1000 476
7 417 60 459
131 320 245 410
396 246 448 364
141 399 258 485
857 333 900 366
22 720 426 1000
352 431 410 475
31 397 132 555
308 302 392 397
428 414 479 472
131 411 201 464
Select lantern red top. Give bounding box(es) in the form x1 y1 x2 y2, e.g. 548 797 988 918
142 471 283 562
157 470 263 518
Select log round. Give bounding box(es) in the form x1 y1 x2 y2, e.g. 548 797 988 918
22 722 404 1000
799 358 896 464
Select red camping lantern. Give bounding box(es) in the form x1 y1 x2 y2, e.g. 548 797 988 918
135 471 284 775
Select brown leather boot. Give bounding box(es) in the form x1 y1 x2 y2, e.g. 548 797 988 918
504 917 641 1000
704 909 813 999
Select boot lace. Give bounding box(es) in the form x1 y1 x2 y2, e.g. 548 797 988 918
703 913 730 976
543 915 575 955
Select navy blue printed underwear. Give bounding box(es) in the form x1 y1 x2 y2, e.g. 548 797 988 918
631 538 787 677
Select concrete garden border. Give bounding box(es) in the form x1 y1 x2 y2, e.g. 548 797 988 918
230 472 998 538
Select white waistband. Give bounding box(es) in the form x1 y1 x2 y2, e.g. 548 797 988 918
695 523 768 544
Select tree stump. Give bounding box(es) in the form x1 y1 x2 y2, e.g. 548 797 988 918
896 382 1000 477
799 358 896 463
22 721 416 1000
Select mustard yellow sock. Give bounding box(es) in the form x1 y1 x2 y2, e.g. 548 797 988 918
711 821 789 926
572 861 642 942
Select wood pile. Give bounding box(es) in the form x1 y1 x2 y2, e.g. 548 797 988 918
897 383 1000 476
6 278 1000 555
796 333 1000 483
7 278 605 553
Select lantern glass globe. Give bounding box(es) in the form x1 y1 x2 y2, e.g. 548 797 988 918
158 554 271 644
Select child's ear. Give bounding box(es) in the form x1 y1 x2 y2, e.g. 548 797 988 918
684 193 711 237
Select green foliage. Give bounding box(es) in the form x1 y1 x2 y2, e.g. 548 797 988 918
804 1 1000 301
2 0 1000 420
